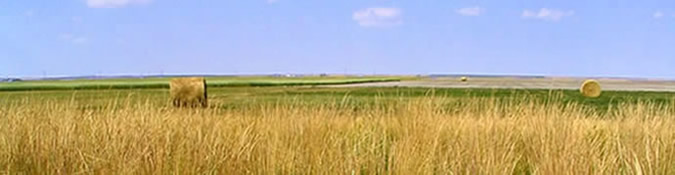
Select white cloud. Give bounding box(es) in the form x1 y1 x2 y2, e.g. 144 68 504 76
456 7 484 16
353 7 402 27
60 34 88 44
86 0 152 8
522 8 574 21
653 11 664 19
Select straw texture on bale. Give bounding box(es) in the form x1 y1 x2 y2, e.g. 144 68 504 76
170 77 208 107
580 79 601 98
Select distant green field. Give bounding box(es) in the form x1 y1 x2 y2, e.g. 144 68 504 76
1 76 674 113
2 86 673 114
0 76 402 91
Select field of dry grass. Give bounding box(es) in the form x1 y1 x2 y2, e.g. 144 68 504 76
1 93 674 174
333 76 675 92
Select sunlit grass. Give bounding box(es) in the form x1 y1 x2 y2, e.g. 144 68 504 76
1 93 674 174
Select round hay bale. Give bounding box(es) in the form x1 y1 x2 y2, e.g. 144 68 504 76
580 79 602 98
460 76 468 82
170 77 208 108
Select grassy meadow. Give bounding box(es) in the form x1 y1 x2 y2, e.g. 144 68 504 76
1 77 675 174
0 76 401 91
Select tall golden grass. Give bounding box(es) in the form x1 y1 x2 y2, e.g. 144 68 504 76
1 96 674 174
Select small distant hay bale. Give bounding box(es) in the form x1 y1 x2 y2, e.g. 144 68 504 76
580 79 602 98
460 76 468 82
170 77 208 108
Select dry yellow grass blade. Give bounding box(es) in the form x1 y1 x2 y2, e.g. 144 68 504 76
580 79 601 98
2 97 674 174
170 77 208 107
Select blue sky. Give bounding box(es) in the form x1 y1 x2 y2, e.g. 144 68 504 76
1 0 674 78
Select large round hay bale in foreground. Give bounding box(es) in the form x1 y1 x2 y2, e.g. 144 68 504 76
170 77 208 108
580 79 602 98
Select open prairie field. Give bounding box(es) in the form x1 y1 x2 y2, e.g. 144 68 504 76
333 76 675 92
1 77 675 174
0 76 402 91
